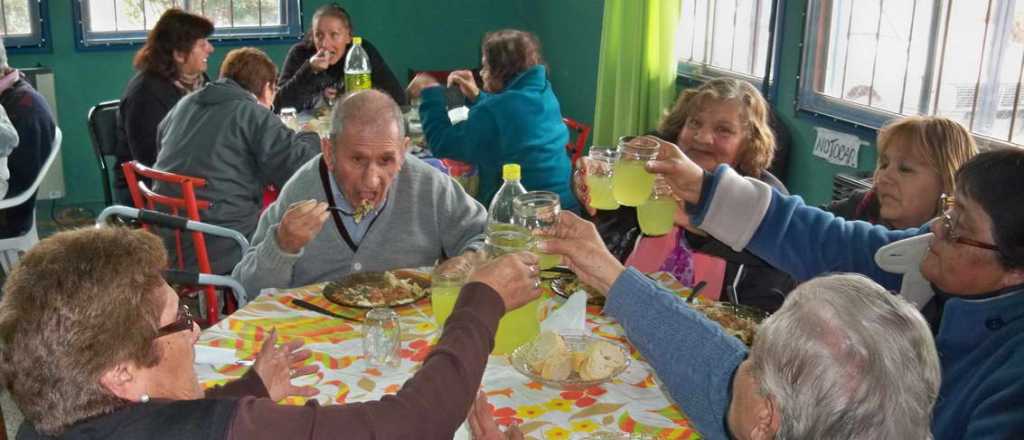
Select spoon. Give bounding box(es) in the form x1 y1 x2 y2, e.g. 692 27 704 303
686 281 708 304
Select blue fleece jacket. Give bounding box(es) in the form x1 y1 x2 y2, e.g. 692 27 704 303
685 166 1024 439
419 65 579 212
605 268 747 439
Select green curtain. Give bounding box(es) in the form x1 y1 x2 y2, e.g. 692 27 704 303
592 0 681 147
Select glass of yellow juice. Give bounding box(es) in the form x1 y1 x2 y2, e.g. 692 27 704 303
612 136 660 207
493 296 542 355
637 176 677 236
583 147 620 210
513 191 562 270
431 270 466 330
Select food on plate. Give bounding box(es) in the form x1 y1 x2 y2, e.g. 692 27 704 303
325 270 428 307
522 331 626 382
551 277 605 305
690 302 761 346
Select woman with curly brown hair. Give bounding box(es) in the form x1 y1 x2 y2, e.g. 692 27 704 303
406 29 579 212
118 8 214 168
576 78 794 312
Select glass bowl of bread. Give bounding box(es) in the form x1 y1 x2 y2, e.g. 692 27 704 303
509 331 630 389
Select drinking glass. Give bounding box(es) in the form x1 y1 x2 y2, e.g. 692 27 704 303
362 307 401 368
512 191 561 270
612 136 660 207
484 225 533 258
431 267 468 329
637 176 677 236
584 147 620 211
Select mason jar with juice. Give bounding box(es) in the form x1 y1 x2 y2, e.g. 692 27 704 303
637 175 677 236
612 136 660 206
583 147 620 211
483 227 543 354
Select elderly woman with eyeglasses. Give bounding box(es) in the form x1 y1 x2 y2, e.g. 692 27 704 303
628 139 1024 439
0 227 541 439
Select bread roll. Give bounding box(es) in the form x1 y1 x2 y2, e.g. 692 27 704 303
580 340 626 380
541 352 573 381
526 331 569 372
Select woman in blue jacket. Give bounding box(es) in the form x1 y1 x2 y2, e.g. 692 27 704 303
406 29 579 212
638 139 1024 439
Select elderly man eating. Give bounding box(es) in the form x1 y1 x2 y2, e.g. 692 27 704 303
233 89 487 298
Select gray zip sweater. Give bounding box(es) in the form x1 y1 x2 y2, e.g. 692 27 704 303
232 154 487 298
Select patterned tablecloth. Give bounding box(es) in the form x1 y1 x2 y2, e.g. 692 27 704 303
195 273 702 440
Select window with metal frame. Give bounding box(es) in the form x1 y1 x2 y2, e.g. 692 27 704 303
74 0 302 49
677 0 775 83
800 0 1024 146
2 0 48 50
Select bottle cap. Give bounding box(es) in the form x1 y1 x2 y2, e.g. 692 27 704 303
353 36 363 45
502 164 521 180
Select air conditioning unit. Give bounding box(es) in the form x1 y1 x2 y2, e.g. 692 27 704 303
21 67 65 200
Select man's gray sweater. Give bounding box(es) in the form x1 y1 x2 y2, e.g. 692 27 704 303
232 153 487 298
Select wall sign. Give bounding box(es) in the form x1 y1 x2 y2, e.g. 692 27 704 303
812 127 865 168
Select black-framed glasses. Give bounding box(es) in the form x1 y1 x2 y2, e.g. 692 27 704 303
157 303 195 336
939 194 1001 252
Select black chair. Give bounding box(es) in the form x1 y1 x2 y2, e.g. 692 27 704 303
87 100 126 207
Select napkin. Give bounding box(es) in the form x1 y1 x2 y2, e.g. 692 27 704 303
448 106 470 124
541 291 587 333
194 344 253 366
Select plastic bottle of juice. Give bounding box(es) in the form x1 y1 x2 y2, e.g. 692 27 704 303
344 37 372 93
486 164 541 354
487 164 528 233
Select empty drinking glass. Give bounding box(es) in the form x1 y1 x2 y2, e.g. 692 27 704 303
513 191 561 269
584 147 620 211
612 136 660 207
363 307 401 368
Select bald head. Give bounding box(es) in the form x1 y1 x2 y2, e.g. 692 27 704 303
328 89 406 149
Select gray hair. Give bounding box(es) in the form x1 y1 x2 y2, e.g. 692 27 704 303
750 274 940 440
328 89 406 147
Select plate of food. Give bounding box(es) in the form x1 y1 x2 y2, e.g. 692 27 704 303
323 269 430 308
509 331 630 389
549 276 605 306
689 301 766 346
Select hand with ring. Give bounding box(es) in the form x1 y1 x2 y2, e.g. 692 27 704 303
469 252 541 312
251 328 320 401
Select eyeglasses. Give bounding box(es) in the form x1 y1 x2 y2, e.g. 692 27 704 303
157 303 195 336
939 194 1001 252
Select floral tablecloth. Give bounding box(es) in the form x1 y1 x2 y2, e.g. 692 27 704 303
195 273 702 440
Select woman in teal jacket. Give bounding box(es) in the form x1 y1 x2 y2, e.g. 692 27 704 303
407 29 579 212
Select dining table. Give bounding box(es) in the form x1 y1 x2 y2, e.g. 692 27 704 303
194 272 703 440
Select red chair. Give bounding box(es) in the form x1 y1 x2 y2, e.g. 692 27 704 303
122 161 233 324
563 117 591 165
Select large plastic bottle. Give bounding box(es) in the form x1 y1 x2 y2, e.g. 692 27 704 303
487 164 528 232
486 164 541 355
344 37 372 93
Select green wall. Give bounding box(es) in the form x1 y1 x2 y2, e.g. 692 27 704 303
8 0 606 207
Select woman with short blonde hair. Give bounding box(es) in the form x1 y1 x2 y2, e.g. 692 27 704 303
828 116 978 228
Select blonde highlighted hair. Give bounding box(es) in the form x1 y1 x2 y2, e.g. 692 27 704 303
658 78 776 177
876 116 978 197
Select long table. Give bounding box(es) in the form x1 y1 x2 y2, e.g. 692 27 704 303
195 273 702 439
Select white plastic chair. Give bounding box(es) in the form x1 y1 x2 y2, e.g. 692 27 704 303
0 127 62 274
